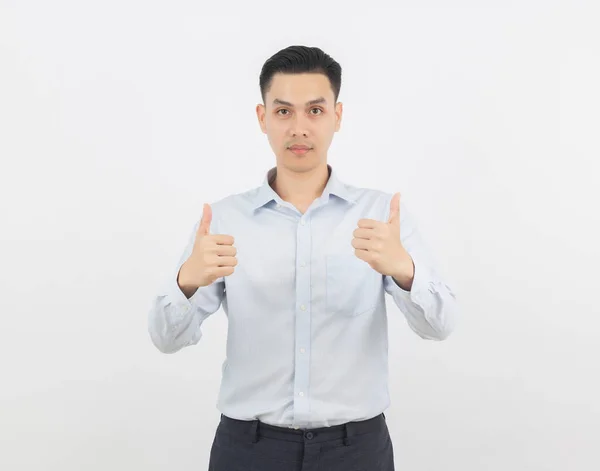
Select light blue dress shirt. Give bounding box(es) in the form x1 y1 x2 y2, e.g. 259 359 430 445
148 164 458 428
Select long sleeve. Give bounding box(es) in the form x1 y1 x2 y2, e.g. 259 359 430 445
147 218 225 354
383 200 458 341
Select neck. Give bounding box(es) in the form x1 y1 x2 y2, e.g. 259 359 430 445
271 163 330 205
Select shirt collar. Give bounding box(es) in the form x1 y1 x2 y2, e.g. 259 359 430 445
250 164 356 212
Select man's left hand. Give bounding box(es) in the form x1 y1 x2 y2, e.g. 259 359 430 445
351 192 415 288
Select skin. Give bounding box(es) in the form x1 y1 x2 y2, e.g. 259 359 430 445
256 72 342 213
255 72 415 290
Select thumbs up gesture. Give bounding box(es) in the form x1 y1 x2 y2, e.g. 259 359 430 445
178 203 238 290
351 192 414 288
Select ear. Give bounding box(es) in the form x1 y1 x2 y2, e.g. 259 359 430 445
256 103 267 134
334 101 343 132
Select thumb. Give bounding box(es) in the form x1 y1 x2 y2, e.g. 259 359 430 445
387 192 401 225
198 203 212 235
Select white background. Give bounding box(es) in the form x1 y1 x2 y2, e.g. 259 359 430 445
1 1 599 470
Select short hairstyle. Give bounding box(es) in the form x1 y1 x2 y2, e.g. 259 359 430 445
259 45 342 105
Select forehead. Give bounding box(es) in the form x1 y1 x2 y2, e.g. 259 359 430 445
267 73 334 104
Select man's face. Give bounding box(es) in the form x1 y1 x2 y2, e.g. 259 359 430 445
256 72 343 173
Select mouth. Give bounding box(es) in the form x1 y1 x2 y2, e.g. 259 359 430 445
288 146 312 155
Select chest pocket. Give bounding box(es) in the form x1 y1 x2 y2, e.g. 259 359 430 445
325 253 379 317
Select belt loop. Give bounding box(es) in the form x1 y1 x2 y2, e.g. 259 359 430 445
343 423 351 446
250 420 259 443
382 412 386 420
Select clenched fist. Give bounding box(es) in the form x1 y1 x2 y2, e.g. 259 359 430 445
177 203 237 296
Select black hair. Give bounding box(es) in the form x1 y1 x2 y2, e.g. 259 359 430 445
259 45 342 105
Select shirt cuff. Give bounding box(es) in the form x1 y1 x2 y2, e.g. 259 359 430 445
387 254 436 307
162 264 222 322
159 263 197 326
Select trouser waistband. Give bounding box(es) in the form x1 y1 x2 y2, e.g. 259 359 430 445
218 412 386 446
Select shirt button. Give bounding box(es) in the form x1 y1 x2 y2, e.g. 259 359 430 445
298 391 304 397
300 304 306 311
300 348 305 354
300 262 306 267
276 203 281 208
300 219 305 225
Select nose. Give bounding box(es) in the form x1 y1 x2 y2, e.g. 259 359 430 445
289 114 310 138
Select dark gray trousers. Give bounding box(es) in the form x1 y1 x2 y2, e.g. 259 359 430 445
208 412 395 471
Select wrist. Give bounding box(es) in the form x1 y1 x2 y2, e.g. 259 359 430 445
177 263 195 290
392 257 415 290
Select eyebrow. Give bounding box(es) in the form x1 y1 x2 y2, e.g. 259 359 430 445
272 97 327 107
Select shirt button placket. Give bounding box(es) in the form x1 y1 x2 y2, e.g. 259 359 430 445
293 214 311 423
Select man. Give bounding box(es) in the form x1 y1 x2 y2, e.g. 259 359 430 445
148 45 458 471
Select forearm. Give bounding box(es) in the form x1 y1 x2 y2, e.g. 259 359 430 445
384 200 458 340
148 265 224 354
148 289 202 354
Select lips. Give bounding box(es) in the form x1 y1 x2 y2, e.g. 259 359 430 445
289 146 311 155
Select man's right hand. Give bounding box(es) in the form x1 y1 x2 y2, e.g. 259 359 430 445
178 203 238 292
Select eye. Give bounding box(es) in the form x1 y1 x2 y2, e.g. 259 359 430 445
276 108 323 116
